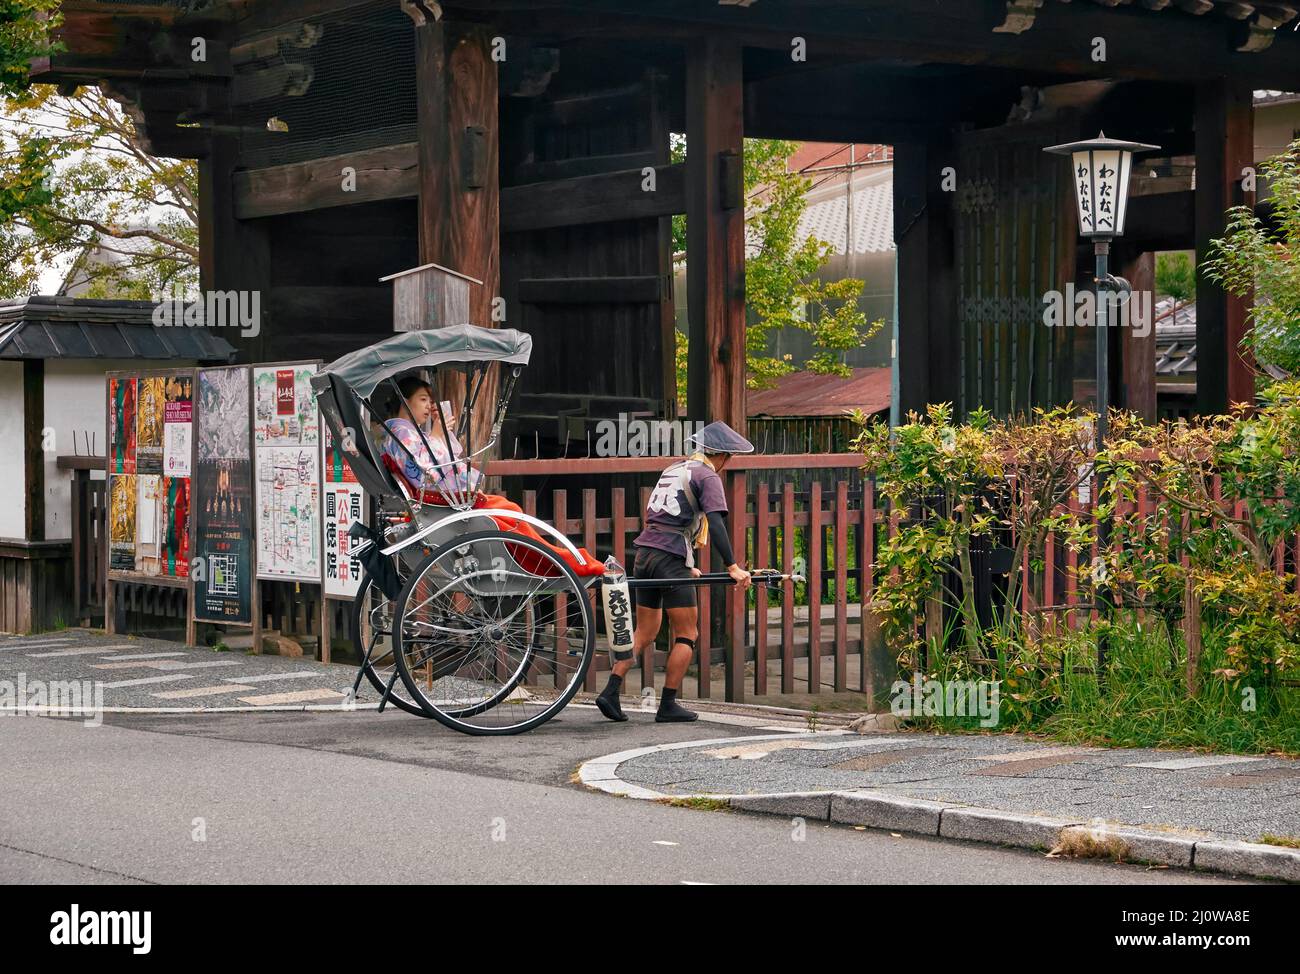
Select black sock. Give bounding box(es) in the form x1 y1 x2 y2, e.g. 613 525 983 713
600 674 623 699
659 688 677 709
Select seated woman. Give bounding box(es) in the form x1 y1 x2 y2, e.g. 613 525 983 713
382 376 606 578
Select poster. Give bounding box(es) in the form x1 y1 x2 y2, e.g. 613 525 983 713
323 422 364 598
134 475 161 575
256 446 321 579
109 475 136 572
161 475 190 579
163 374 193 477
136 377 165 474
194 367 253 624
254 364 319 447
109 377 137 475
253 364 321 581
323 483 364 598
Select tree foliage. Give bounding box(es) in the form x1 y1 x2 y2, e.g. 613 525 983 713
1 86 198 299
0 0 59 98
673 137 881 400
1202 138 1300 377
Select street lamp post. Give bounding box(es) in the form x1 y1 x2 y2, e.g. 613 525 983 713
1044 132 1159 673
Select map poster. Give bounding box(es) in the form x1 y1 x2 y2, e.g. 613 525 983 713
323 482 364 598
108 474 136 572
163 374 193 477
256 446 321 580
194 366 253 624
253 363 321 581
108 377 137 475
136 376 166 475
161 475 190 579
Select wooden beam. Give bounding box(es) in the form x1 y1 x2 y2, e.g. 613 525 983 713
517 276 664 304
451 0 1300 86
513 150 657 184
1124 188 1195 250
1195 80 1255 413
500 164 685 232
685 35 745 433
232 143 418 219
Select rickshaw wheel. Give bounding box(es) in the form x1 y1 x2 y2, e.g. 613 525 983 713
349 571 428 717
392 529 595 736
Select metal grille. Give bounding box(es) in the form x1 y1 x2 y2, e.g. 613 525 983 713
233 1 417 169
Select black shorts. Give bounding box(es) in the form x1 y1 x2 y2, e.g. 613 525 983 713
630 545 696 610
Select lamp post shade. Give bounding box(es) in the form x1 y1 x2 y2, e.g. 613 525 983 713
1043 132 1159 238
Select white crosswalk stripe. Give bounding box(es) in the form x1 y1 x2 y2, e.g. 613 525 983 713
99 675 193 690
222 671 323 684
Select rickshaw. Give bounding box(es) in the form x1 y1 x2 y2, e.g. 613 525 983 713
310 324 800 736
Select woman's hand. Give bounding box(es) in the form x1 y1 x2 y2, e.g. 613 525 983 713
689 566 702 578
728 563 752 590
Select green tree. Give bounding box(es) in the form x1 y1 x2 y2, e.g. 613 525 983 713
1 86 198 299
1202 138 1300 378
1 0 59 97
672 137 881 401
1155 251 1194 328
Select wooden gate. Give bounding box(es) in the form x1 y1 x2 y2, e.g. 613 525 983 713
955 118 1080 418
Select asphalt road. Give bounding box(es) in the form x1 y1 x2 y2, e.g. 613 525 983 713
0 711 1255 885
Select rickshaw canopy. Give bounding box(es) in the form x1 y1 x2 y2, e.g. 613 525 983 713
317 324 532 398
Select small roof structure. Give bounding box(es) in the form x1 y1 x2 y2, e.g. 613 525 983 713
748 366 891 419
317 323 532 397
0 296 237 362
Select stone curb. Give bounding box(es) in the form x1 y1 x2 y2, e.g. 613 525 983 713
726 790 1299 882
576 741 1300 883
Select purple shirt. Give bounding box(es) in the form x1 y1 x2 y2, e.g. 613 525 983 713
634 460 728 559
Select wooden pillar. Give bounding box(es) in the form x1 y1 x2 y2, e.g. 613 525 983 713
411 13 501 448
1194 81 1255 414
685 35 745 432
893 142 931 416
1120 250 1156 421
927 137 958 411
23 360 44 543
199 134 271 363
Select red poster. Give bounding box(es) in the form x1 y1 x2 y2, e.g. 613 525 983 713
276 369 295 416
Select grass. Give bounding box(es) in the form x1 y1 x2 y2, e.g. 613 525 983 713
913 616 1300 757
660 797 731 811
1259 833 1300 849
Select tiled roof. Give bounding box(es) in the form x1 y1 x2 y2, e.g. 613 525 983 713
0 296 237 362
748 366 891 418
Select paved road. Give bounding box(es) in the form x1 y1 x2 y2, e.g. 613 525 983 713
0 713 1254 884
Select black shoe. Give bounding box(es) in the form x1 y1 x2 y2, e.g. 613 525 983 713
595 693 628 722
655 699 698 723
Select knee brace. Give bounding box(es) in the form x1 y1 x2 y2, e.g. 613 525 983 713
673 636 697 654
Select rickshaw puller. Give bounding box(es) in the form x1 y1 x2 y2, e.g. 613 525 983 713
596 421 754 723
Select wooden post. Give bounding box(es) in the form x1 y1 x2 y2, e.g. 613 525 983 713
198 134 270 363
1194 80 1255 414
23 360 44 544
685 35 745 433
1120 250 1157 421
411 13 501 450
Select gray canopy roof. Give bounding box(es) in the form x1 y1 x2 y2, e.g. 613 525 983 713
317 324 532 397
